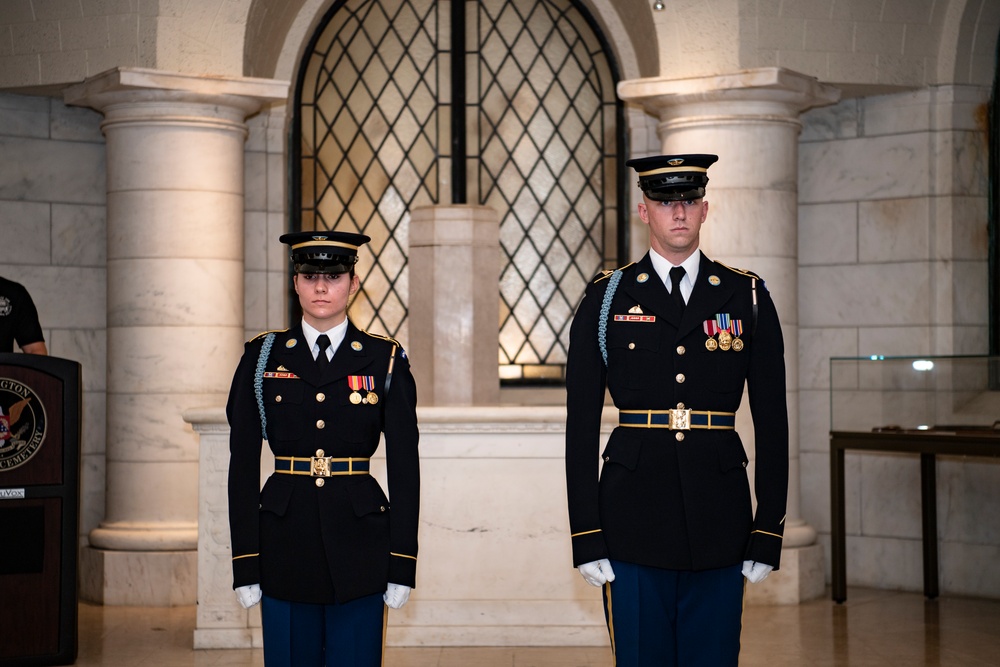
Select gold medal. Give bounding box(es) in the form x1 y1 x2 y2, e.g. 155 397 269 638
350 391 362 404
705 338 718 351
366 391 379 405
732 337 744 352
718 329 732 351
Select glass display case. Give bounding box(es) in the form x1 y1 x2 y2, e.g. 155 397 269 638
830 355 1000 434
828 355 1000 603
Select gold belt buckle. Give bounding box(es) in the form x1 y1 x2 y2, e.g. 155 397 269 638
668 409 691 430
310 456 332 477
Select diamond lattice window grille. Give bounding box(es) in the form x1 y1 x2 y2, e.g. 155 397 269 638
295 0 623 380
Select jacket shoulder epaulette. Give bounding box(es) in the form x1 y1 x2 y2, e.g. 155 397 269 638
248 328 287 343
593 262 636 283
360 329 402 347
715 261 761 281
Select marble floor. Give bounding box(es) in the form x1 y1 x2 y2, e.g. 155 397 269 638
69 588 999 666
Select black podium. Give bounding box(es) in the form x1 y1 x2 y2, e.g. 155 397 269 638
0 354 81 666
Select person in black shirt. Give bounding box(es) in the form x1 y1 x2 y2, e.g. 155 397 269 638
0 276 47 354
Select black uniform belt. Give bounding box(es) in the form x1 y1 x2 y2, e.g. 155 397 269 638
619 409 736 430
274 456 370 476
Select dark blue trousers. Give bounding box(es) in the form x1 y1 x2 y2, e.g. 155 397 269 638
604 560 744 667
260 593 386 667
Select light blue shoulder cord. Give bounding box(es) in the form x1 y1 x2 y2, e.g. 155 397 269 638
598 270 623 366
254 333 276 440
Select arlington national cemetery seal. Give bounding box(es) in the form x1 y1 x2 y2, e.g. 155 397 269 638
0 377 47 471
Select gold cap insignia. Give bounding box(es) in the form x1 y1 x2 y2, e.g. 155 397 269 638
667 158 684 166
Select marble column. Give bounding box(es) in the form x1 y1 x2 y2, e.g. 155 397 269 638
64 68 288 605
618 67 839 603
408 205 501 406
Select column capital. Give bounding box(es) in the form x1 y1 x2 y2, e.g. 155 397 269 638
64 67 289 122
618 67 840 122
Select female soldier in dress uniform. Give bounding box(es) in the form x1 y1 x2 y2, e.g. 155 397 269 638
226 231 420 666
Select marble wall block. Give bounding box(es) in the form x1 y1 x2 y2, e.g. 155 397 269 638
799 133 930 203
0 199 51 265
798 202 858 266
858 197 930 263
0 92 50 138
798 327 858 391
857 326 931 356
799 263 930 328
51 203 106 267
0 135 106 204
933 130 988 197
49 96 103 144
936 195 989 261
862 89 932 136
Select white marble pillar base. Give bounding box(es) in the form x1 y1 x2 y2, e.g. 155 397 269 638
79 546 196 605
743 544 825 605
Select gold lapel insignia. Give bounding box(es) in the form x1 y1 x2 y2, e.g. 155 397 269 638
351 341 363 351
285 339 297 348
708 275 721 286
637 272 649 283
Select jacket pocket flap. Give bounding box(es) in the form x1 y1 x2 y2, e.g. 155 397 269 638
349 479 390 517
601 438 641 471
718 441 749 472
259 478 294 516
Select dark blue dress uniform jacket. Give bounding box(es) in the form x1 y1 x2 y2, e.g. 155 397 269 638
565 252 788 572
227 322 419 604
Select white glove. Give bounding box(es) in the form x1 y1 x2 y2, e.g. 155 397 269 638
577 558 616 587
235 583 262 608
383 583 411 609
742 560 773 584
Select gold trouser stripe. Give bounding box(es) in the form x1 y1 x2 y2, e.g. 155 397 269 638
571 529 602 538
605 580 617 666
380 603 388 667
752 529 783 539
390 552 417 561
232 553 258 561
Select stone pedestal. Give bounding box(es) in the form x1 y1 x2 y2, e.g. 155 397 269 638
186 405 620 647
185 407 266 649
408 205 501 406
619 68 839 603
64 68 288 605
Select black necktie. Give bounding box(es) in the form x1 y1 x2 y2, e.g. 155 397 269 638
316 334 331 371
669 266 686 315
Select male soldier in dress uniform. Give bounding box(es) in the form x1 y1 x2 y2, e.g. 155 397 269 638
564 154 788 666
227 231 420 666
